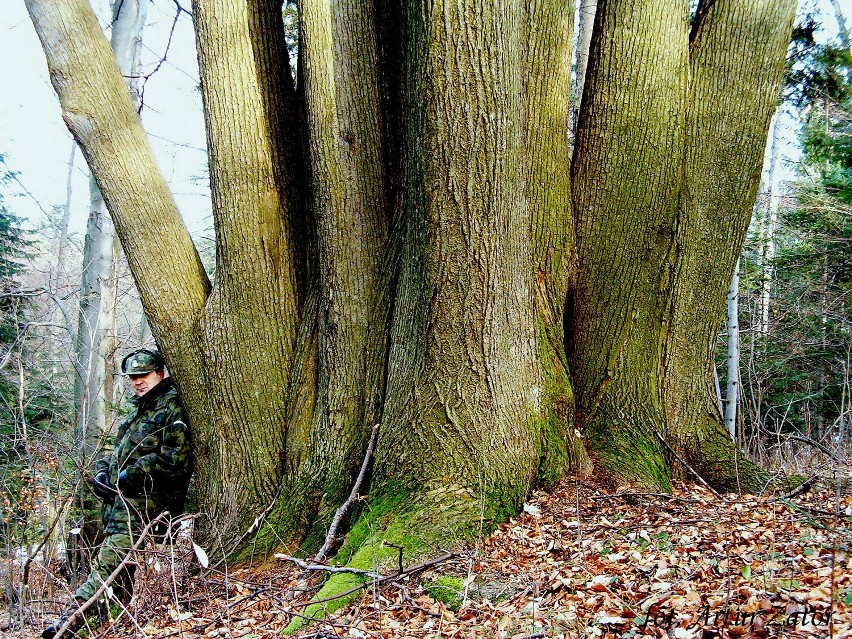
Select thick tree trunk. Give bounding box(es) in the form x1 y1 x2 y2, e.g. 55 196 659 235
29 0 799 566
662 0 795 492
524 0 589 482
371 0 542 537
571 0 689 490
262 0 390 550
190 0 304 538
571 0 795 492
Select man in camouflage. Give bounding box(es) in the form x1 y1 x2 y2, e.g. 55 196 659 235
43 349 192 639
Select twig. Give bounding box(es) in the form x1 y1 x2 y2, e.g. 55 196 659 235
777 474 817 499
653 431 724 499
314 423 380 564
22 494 74 585
274 555 381 579
761 429 835 458
212 493 280 570
590 491 701 504
382 541 404 575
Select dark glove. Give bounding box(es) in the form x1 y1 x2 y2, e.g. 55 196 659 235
92 471 113 500
117 468 144 496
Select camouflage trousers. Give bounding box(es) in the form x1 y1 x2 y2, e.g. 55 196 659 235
74 533 136 604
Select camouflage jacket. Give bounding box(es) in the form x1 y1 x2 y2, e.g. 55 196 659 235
95 377 192 535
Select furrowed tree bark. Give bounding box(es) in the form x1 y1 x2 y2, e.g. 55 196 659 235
266 0 390 550
663 0 796 492
28 0 803 565
191 0 304 537
570 0 689 490
373 0 541 534
523 0 589 482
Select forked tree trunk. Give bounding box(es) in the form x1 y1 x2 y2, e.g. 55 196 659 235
571 0 795 491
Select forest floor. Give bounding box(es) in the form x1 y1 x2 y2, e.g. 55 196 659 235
9 476 852 639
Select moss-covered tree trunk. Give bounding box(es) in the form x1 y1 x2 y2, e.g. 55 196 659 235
570 0 689 490
371 0 542 533
662 0 796 491
569 0 796 492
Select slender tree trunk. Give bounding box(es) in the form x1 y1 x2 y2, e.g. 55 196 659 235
264 0 391 550
758 107 782 337
525 0 589 482
55 142 76 285
831 0 850 51
725 258 740 441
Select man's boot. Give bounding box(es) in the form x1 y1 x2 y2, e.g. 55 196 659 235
41 599 85 639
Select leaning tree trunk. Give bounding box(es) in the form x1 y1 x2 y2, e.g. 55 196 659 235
71 0 147 567
662 0 795 493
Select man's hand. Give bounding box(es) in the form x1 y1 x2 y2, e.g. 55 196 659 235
92 471 113 500
117 467 144 496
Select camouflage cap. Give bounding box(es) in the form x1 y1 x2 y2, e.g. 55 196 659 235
121 349 165 376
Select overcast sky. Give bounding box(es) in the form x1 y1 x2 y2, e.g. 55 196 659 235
2 0 210 241
2 0 850 246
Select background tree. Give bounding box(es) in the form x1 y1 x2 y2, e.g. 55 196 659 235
721 13 851 467
24 0 796 565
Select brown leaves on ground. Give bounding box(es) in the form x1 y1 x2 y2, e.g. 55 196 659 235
77 479 852 638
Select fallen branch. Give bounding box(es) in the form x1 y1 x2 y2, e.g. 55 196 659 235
590 492 701 504
653 431 723 500
274 555 381 579
292 551 456 610
314 423 380 564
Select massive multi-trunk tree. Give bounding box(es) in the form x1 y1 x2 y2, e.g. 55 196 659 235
25 0 796 559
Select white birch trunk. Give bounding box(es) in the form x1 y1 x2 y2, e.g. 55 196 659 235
725 257 740 441
74 0 149 457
